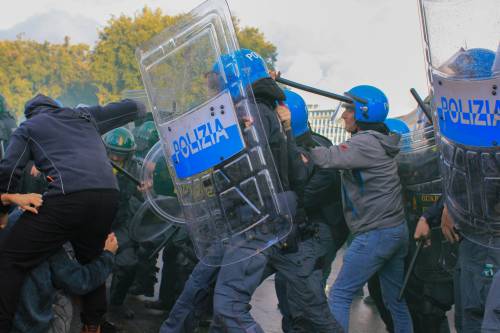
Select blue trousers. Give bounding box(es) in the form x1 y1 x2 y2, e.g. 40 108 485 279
211 239 342 333
482 270 500 333
275 222 339 332
329 223 413 333
159 261 219 333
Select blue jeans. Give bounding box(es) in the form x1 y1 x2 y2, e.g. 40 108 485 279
329 223 413 333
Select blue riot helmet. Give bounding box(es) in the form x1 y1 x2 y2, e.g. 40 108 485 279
492 43 500 74
386 118 411 153
54 99 63 107
439 48 495 79
212 48 270 100
284 90 309 137
344 85 389 123
385 118 410 135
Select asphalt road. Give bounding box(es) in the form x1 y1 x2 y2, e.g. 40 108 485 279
71 248 456 333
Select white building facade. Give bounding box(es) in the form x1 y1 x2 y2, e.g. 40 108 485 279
307 104 349 145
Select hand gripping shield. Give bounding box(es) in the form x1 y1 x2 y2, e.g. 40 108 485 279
136 0 292 266
419 0 500 248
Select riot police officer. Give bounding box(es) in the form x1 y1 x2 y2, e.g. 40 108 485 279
160 49 342 333
208 50 342 333
104 127 143 319
128 121 162 298
369 118 456 333
274 90 348 332
133 120 160 161
414 39 500 331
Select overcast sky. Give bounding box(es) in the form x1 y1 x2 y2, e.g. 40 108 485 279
0 0 430 116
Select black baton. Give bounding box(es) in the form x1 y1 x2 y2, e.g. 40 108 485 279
110 160 141 186
410 88 433 123
276 77 355 104
398 240 423 301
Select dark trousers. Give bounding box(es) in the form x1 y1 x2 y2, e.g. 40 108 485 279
0 189 119 332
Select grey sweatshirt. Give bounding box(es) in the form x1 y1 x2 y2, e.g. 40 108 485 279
311 130 405 235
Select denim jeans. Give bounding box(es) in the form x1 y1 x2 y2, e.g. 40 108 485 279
329 223 413 333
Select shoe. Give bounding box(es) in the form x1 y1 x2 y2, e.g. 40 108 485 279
81 324 101 333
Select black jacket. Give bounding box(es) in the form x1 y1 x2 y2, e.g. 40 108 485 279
300 132 349 246
0 94 145 197
252 78 307 193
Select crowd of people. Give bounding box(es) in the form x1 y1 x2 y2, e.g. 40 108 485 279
0 25 498 333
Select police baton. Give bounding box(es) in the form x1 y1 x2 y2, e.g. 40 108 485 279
275 77 355 104
410 88 433 123
109 160 142 186
398 240 423 301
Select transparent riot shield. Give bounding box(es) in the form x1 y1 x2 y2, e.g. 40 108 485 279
396 122 458 282
141 141 186 224
129 198 179 244
122 89 150 109
136 0 292 266
419 0 500 248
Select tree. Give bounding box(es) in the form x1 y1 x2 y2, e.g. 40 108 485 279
234 18 277 68
90 7 186 103
0 7 278 116
0 37 92 117
91 7 278 104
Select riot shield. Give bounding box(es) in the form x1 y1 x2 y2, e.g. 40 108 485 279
397 125 440 187
136 0 292 266
395 123 458 282
129 197 179 244
141 141 185 224
419 0 500 248
122 89 154 135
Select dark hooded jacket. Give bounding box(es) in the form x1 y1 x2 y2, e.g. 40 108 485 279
300 132 349 246
0 94 145 197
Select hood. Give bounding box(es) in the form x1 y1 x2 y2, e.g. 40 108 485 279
24 94 61 119
251 77 286 105
365 130 401 157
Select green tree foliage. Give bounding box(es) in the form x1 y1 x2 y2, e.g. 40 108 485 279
90 7 186 103
234 18 277 68
0 37 92 117
91 7 278 104
0 7 277 117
